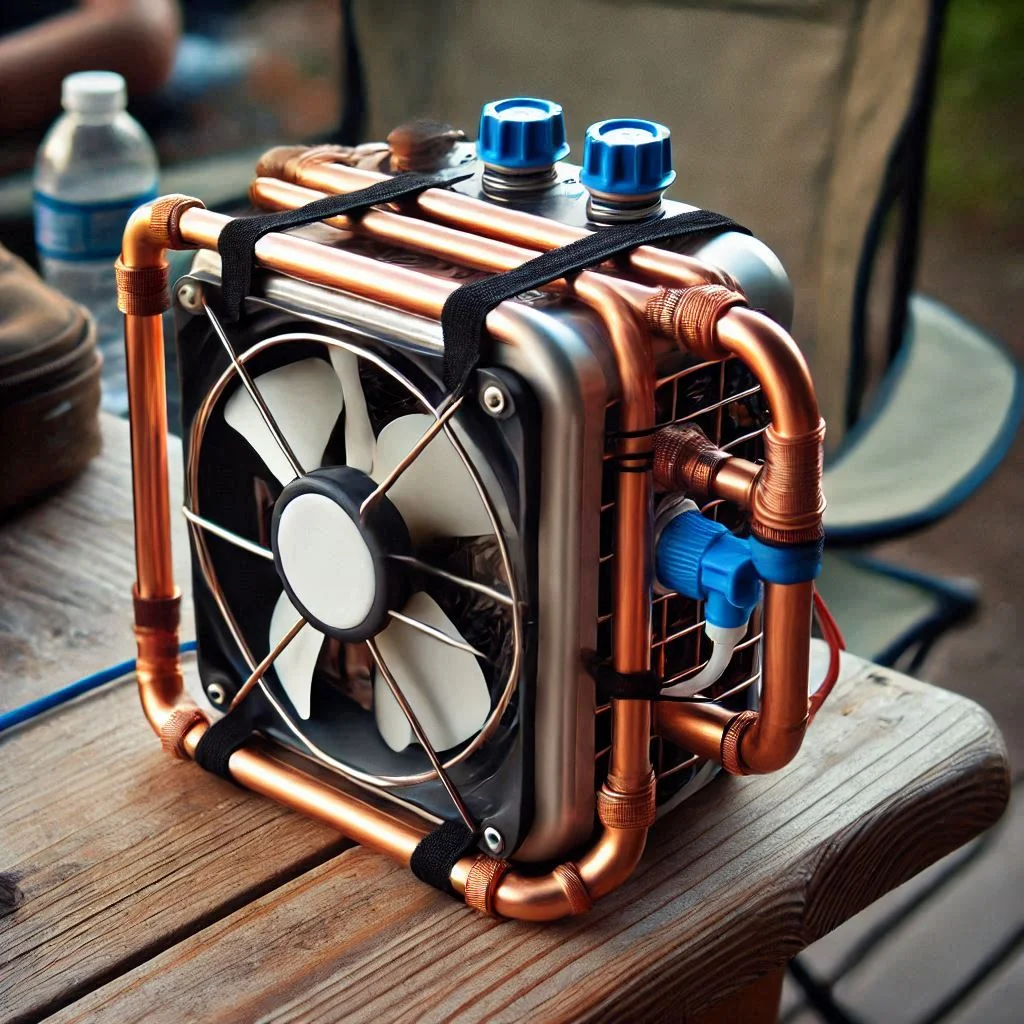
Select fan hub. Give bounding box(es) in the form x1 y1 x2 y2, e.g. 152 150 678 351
271 467 412 642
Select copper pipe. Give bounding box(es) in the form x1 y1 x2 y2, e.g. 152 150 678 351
122 204 176 602
711 459 761 509
737 581 813 772
714 307 819 438
656 700 734 763
658 581 814 774
251 177 763 519
125 312 175 600
262 156 819 444
249 177 655 319
255 160 822 529
270 159 731 289
122 198 656 920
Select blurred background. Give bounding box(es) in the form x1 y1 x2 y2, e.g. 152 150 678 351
1 1 1019 1019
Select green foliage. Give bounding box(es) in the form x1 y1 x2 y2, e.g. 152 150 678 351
928 0 1024 221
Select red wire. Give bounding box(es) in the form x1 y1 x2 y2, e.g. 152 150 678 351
808 586 846 722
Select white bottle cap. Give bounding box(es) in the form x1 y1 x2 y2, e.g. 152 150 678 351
61 71 127 115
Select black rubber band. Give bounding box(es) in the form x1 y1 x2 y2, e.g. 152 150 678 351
217 171 471 322
193 708 254 782
440 209 748 394
410 820 479 896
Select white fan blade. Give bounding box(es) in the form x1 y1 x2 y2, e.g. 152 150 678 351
374 592 490 753
329 348 375 474
269 590 325 719
372 414 493 543
224 358 344 485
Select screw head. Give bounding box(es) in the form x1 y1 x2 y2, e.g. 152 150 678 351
177 280 203 312
481 384 507 416
482 826 505 855
207 681 227 707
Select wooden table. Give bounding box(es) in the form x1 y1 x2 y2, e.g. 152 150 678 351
0 416 1010 1024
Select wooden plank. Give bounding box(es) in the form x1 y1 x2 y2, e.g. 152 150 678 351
0 417 348 1024
50 657 1009 1024
0 415 193 711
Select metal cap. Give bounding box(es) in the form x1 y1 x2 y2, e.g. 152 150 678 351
581 118 676 198
477 97 570 170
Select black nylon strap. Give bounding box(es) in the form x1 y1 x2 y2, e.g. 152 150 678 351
410 820 479 896
584 651 663 701
439 209 749 393
193 708 254 782
217 171 471 322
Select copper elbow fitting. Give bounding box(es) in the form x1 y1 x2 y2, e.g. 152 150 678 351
453 770 656 921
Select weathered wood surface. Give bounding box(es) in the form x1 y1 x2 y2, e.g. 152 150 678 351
48 658 1009 1024
0 414 1010 1024
0 418 347 1024
0 415 192 711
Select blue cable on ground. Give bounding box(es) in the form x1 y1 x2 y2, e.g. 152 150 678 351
0 641 198 736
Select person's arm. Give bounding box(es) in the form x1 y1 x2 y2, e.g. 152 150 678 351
0 0 181 135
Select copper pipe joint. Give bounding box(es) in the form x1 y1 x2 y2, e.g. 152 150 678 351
552 863 594 915
463 856 510 917
645 284 746 360
654 423 729 496
720 710 759 775
750 420 827 545
653 424 762 507
115 259 170 317
596 775 657 830
147 194 206 250
160 706 210 760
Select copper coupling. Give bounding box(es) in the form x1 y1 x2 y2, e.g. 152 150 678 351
653 423 762 509
645 283 745 361
749 420 827 545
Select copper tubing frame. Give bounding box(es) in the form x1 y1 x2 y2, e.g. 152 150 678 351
122 155 824 914
121 196 654 921
249 164 826 776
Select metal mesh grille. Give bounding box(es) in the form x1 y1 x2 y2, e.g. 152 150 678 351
595 353 771 802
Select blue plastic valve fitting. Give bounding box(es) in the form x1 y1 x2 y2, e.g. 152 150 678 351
477 97 570 171
656 510 761 628
580 118 676 198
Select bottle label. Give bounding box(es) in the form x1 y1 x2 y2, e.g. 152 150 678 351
33 187 159 262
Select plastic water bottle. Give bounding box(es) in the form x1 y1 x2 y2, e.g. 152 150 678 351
34 72 159 416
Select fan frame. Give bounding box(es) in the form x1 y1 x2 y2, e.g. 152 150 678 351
184 326 525 790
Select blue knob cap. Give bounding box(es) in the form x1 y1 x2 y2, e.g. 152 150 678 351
477 97 570 171
656 510 760 628
580 118 676 197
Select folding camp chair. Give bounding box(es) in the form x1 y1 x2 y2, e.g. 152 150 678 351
347 0 1021 669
